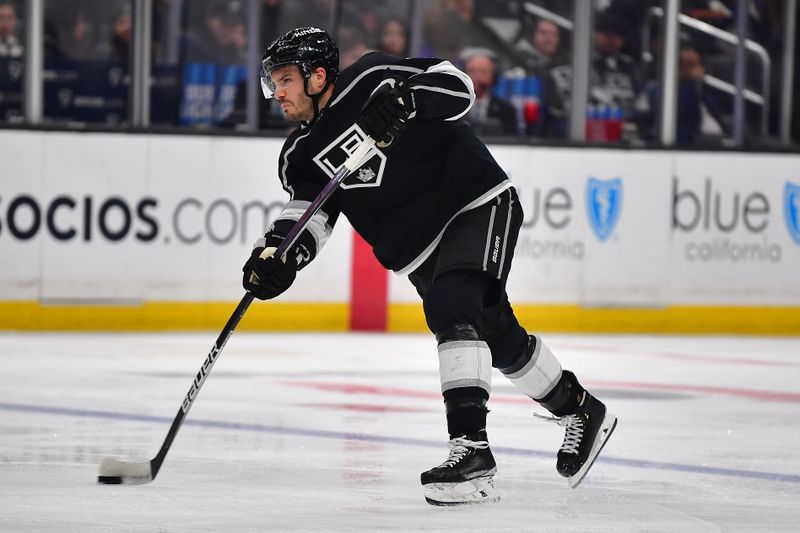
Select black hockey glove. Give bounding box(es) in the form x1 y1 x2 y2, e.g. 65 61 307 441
358 77 416 148
242 246 297 300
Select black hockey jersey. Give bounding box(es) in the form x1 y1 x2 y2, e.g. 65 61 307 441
265 51 512 275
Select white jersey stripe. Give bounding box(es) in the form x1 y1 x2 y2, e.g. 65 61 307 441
412 86 472 99
422 60 475 121
280 130 313 199
481 204 498 271
329 64 424 108
394 181 515 276
496 192 514 279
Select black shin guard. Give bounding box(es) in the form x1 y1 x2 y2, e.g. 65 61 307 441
444 389 489 438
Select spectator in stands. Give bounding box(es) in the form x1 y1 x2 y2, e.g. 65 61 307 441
517 18 567 74
541 12 641 139
338 25 369 69
596 0 653 58
378 17 408 57
96 5 131 64
462 48 518 136
638 45 726 144
180 0 248 128
0 1 22 58
341 2 379 46
44 0 135 61
422 0 509 63
422 1 467 59
184 0 247 65
590 13 641 118
450 0 476 21
538 62 570 138
675 46 726 142
59 11 95 61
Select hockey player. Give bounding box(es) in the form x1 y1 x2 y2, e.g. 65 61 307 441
242 27 617 505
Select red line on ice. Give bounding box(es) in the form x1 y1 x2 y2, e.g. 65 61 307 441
588 380 800 403
297 403 430 413
283 381 800 403
552 343 800 368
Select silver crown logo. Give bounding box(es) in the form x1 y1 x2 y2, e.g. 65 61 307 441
357 168 376 183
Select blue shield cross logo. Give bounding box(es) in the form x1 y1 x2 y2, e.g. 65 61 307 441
586 177 623 242
785 181 800 245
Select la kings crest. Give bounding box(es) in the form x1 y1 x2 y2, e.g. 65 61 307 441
313 125 386 189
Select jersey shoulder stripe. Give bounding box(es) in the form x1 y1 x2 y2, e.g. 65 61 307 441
330 63 424 108
279 127 313 199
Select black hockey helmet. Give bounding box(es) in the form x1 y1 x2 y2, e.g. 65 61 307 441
260 27 340 99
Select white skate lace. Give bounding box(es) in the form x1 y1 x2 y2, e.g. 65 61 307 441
533 413 584 455
439 437 490 468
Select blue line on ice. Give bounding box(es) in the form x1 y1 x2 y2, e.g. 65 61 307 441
2 401 798 485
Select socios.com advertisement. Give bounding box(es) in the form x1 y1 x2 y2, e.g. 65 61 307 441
0 131 353 303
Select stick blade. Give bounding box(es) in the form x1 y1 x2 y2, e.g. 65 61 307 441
98 458 154 485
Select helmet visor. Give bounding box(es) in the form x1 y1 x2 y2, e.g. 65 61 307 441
260 60 280 99
260 60 307 100
260 74 276 99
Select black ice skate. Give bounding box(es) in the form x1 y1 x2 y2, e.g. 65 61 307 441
536 392 617 488
420 432 500 505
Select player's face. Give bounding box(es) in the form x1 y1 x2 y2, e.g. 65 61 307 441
271 65 329 122
271 65 314 122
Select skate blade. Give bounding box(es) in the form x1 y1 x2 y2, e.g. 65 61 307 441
568 413 618 489
424 476 500 506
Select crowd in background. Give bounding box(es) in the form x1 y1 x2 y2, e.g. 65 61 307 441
411 0 788 145
298 0 792 146
0 0 23 58
0 0 798 147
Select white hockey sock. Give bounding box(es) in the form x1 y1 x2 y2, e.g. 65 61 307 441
502 335 562 400
438 339 492 396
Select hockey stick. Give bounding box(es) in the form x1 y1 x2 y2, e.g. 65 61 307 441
97 135 377 485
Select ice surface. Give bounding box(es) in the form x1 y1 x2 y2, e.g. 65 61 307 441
1 332 799 532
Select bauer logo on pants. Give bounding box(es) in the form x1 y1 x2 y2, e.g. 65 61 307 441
586 177 623 242
313 125 386 190
785 181 800 245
